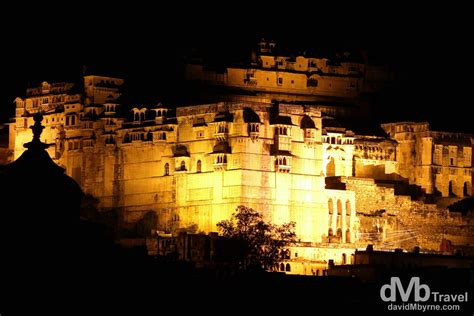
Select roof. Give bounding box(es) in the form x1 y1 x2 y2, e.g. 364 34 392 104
243 107 261 123
300 115 316 129
193 117 207 127
270 115 294 126
212 142 232 154
174 145 190 157
213 111 233 123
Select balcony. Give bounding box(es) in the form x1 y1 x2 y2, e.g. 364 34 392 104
213 162 227 171
214 131 228 142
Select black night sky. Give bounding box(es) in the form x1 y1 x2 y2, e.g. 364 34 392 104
2 7 473 134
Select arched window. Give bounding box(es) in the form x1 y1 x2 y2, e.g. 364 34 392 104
140 112 145 121
134 112 139 121
346 229 351 243
342 253 347 264
180 161 186 171
285 263 291 272
328 228 333 236
197 160 202 173
345 200 351 214
337 199 342 215
280 263 285 271
328 199 334 214
164 163 169 176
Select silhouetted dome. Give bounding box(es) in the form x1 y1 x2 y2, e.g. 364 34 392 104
0 113 84 296
212 142 231 154
243 107 261 123
300 115 316 129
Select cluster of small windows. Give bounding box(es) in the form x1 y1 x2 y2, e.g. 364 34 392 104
328 198 352 243
279 263 291 272
124 131 153 143
83 140 94 148
276 126 289 136
156 132 167 141
249 123 260 133
65 116 77 126
104 104 116 112
105 118 115 126
83 121 94 129
68 140 82 151
216 155 227 164
105 135 115 145
134 112 146 122
324 136 353 145
217 124 228 133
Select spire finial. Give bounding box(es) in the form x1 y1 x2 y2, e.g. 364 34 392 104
24 112 49 149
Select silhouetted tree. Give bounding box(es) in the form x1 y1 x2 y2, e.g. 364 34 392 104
217 206 297 270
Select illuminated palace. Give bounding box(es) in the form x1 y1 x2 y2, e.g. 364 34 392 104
8 73 473 275
185 38 394 118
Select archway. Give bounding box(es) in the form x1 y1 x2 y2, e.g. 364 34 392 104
197 160 202 173
448 181 455 196
464 182 471 196
326 157 336 176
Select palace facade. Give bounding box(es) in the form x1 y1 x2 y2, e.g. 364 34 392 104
7 74 474 271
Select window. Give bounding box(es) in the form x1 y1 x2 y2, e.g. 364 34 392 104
328 199 333 214
277 126 288 136
291 80 294 84
346 229 351 243
164 163 169 176
180 161 186 171
450 158 454 166
328 228 333 236
278 77 283 85
337 200 342 215
197 160 202 173
345 200 351 214
285 263 291 272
